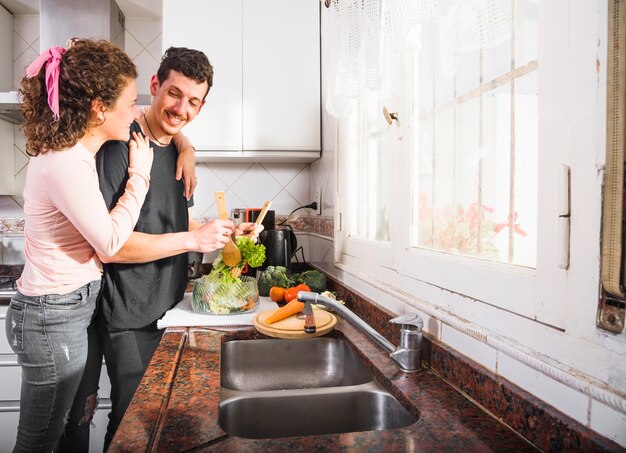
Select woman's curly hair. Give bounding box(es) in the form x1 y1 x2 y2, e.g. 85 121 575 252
20 39 138 156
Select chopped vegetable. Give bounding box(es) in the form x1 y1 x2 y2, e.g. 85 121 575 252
266 300 304 324
258 266 294 296
292 270 326 293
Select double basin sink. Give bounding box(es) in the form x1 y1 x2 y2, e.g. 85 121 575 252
219 337 419 439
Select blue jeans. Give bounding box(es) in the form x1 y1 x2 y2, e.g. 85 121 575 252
5 279 101 453
57 321 104 453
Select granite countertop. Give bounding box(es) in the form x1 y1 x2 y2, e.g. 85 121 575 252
108 318 536 452
2 261 620 451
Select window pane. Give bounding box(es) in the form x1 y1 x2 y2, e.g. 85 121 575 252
413 114 434 248
453 98 481 255
347 93 390 242
515 0 538 67
483 0 513 83
432 108 456 251
512 71 538 267
483 35 512 83
482 83 512 262
456 49 480 96
411 0 537 266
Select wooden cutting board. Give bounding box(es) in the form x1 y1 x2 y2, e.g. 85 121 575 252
253 308 337 339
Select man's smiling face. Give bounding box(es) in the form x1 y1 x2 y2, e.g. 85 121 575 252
149 69 208 138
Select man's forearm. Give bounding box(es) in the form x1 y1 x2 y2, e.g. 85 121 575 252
99 217 240 264
189 217 203 232
99 231 195 264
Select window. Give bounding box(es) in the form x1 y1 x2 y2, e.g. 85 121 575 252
411 1 538 267
337 1 599 328
347 94 390 244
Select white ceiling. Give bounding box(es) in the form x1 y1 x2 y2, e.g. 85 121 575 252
0 0 162 19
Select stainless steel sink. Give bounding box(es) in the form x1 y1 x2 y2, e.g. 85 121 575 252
220 383 418 439
221 338 374 391
219 338 419 439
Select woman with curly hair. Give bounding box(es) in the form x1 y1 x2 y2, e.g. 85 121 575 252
5 39 154 453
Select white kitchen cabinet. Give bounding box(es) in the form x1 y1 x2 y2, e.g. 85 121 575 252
0 305 112 453
162 0 321 163
0 407 19 451
0 4 16 194
0 403 110 453
0 117 15 194
0 4 12 92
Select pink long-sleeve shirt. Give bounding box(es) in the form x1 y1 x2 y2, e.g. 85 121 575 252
18 142 149 297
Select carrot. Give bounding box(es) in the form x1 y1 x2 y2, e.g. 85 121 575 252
266 300 305 324
241 298 256 311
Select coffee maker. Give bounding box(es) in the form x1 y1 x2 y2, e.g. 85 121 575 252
245 208 276 232
260 227 298 270
250 209 297 269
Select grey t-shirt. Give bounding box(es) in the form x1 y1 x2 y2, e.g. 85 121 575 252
95 121 193 331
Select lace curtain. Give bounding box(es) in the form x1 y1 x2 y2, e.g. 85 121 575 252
325 0 528 117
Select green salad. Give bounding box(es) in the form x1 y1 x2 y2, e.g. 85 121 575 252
192 273 258 314
191 236 265 315
210 236 266 283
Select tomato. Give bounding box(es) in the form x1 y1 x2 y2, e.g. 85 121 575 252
269 286 286 303
284 284 312 303
284 287 300 303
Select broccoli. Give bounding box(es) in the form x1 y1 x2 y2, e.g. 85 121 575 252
257 266 294 296
292 270 327 294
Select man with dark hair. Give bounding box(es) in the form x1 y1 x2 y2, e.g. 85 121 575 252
60 47 259 452
157 46 214 89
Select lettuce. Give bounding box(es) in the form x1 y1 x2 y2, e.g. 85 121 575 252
209 236 266 284
236 236 266 268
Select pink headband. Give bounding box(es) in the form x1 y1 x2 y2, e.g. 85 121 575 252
26 46 66 121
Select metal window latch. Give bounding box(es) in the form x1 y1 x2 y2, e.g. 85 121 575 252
383 106 399 125
558 164 571 270
598 293 626 332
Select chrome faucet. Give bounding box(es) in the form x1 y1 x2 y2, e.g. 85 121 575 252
297 291 423 372
389 313 423 372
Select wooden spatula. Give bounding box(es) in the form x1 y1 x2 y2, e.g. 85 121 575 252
252 200 272 235
214 191 242 267
229 200 273 278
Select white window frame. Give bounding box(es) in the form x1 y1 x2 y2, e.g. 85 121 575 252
336 0 604 329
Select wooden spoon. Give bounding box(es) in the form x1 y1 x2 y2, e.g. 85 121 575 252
251 200 272 237
214 191 242 267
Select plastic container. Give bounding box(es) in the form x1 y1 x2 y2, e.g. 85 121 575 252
192 275 259 315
